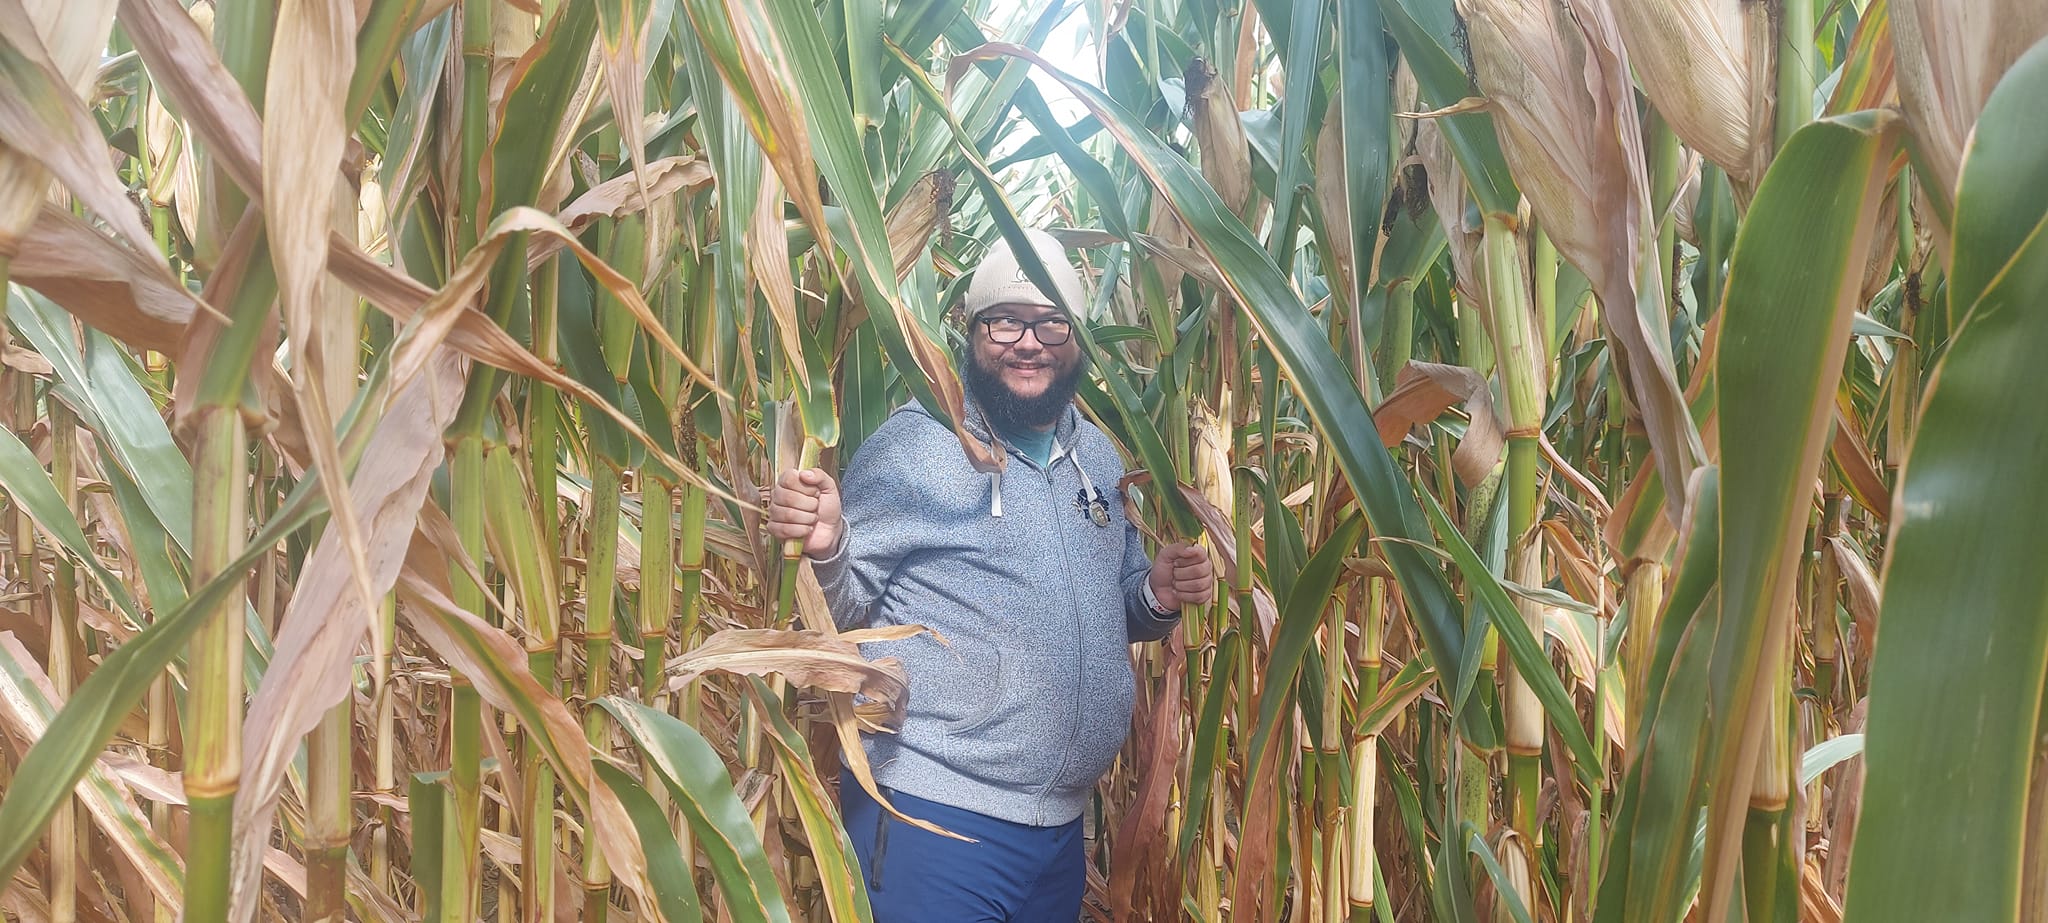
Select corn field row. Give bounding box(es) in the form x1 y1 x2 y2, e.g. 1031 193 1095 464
0 0 2045 919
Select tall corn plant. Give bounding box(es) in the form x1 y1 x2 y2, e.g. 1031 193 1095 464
0 0 2045 920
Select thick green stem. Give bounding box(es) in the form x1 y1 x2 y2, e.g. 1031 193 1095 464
1775 0 1816 152
441 434 485 923
1533 229 1560 367
302 309 349 917
304 702 352 922
1481 213 1547 845
581 459 621 921
1743 621 1796 921
523 646 558 923
185 407 249 923
254 452 280 635
675 476 707 727
457 0 490 256
1373 272 1415 403
1589 610 1609 899
640 478 675 697
47 398 76 923
372 596 398 891
150 671 174 923
517 445 564 923
531 258 562 572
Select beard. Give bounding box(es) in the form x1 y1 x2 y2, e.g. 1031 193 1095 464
964 348 1087 433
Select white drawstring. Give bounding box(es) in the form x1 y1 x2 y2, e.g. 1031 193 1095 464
1070 447 1097 503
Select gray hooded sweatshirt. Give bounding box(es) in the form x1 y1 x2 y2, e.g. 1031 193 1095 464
811 399 1179 827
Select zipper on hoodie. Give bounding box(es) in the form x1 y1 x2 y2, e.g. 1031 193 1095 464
1035 443 1088 821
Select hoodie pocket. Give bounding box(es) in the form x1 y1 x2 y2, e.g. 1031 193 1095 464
940 648 1002 733
940 650 1069 789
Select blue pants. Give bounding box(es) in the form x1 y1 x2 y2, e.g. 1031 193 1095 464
839 773 1085 922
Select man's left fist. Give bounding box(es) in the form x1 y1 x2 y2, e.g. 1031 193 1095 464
1147 541 1216 611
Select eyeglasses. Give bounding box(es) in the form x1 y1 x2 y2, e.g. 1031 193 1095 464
978 315 1074 346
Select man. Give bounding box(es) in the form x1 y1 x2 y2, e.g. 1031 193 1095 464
767 229 1214 921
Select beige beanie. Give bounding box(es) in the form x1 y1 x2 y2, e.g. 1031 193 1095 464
963 229 1093 321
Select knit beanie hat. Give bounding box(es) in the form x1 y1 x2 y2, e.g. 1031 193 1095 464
963 229 1093 321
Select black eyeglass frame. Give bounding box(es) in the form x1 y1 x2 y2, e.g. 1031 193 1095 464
977 314 1075 346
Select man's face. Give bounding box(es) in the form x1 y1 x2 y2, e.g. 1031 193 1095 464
965 301 1085 430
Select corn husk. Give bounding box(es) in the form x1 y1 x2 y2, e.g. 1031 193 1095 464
1893 0 2048 215
1414 118 1484 310
1609 0 1774 190
1186 55 1253 226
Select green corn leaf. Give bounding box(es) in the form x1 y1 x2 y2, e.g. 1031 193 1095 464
487 1 599 215
1598 470 1719 923
1176 629 1242 858
1244 514 1366 787
1696 109 1901 922
1845 41 2048 923
1336 0 1393 310
1267 0 1324 266
408 772 448 920
594 762 706 923
9 290 194 552
601 697 793 923
0 423 143 627
743 679 874 923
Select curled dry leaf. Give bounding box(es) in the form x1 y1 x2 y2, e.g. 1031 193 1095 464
1107 628 1185 922
662 627 914 726
884 170 956 280
540 155 714 253
1372 361 1506 487
1832 405 1892 522
0 342 55 376
1540 519 1609 609
1314 95 1357 298
1414 119 1486 308
0 0 117 263
11 204 193 353
0 0 162 271
260 3 377 823
753 170 808 392
117 0 264 207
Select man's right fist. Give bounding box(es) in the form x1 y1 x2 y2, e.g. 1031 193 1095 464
767 467 844 559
